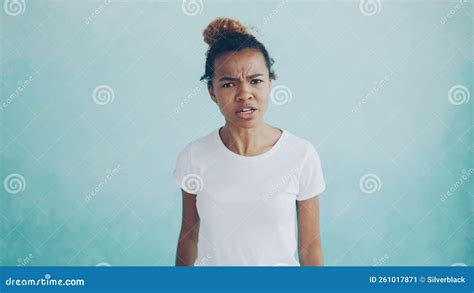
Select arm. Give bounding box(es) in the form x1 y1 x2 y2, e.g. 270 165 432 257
175 189 200 266
296 195 324 266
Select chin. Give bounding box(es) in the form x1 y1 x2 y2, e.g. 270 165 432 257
233 119 263 129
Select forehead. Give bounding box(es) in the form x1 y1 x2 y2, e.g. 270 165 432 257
213 48 268 77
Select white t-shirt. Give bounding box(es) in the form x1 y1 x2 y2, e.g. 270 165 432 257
172 128 326 266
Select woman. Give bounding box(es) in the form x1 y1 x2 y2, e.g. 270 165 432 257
173 17 326 266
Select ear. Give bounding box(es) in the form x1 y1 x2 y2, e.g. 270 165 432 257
208 84 218 104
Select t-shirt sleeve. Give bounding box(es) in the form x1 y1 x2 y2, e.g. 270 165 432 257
172 144 198 194
297 142 326 201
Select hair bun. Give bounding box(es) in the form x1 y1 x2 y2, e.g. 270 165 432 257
203 17 250 46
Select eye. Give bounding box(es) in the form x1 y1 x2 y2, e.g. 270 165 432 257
222 82 234 88
251 79 264 84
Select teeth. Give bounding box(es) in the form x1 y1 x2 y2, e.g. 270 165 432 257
239 108 253 113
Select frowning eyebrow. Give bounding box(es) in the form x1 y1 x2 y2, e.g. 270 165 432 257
218 73 264 82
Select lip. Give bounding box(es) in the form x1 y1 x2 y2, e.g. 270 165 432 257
235 106 258 113
235 108 258 120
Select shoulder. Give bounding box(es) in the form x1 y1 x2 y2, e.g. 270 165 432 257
283 130 320 156
176 128 218 158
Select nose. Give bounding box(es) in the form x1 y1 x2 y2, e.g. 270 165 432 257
236 82 253 101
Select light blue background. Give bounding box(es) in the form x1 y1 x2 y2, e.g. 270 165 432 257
1 0 473 266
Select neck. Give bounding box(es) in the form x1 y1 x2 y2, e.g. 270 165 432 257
220 122 279 156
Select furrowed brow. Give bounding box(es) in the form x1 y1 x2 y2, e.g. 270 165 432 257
218 74 264 82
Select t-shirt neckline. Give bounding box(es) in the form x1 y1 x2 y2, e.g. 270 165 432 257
215 127 287 161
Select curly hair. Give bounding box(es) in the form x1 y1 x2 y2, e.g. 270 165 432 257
200 17 277 86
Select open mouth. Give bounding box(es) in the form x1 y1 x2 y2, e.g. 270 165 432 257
235 107 258 119
236 107 257 114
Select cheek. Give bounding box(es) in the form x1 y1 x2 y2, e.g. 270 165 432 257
257 87 271 104
215 91 235 113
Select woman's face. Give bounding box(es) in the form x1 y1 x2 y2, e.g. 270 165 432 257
209 48 272 129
